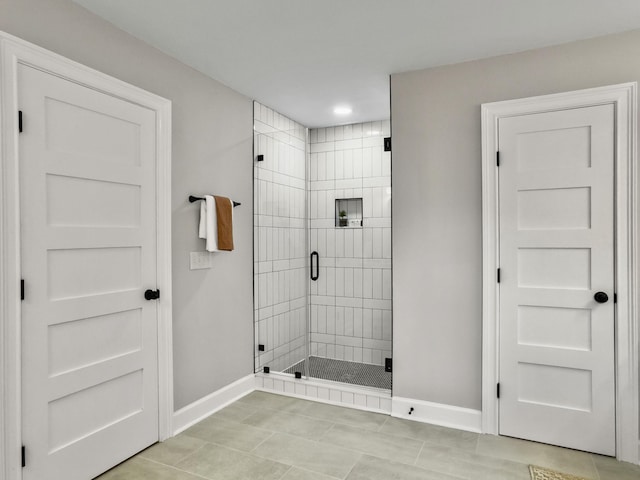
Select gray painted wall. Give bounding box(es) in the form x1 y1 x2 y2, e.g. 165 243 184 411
3 0 637 421
391 28 640 411
0 0 254 410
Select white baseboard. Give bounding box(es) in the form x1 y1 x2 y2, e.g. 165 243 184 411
256 372 392 414
392 396 482 433
172 374 255 435
172 375 482 440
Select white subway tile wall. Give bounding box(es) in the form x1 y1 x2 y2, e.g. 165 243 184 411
309 121 392 366
254 102 308 372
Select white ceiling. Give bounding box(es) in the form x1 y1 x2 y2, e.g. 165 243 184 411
73 0 640 128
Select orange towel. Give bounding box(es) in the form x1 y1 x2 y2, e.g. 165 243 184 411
213 196 234 251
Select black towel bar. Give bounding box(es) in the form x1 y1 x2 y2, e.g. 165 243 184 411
189 195 240 207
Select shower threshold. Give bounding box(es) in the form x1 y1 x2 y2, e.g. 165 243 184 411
284 356 391 390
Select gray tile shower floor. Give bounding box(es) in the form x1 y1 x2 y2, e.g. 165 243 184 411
97 391 640 480
284 356 391 390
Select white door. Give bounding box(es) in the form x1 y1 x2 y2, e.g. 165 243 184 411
498 104 616 455
19 64 159 479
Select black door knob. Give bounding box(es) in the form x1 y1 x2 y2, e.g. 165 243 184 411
594 291 609 303
145 289 160 300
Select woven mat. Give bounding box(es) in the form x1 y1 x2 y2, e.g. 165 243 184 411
529 465 590 480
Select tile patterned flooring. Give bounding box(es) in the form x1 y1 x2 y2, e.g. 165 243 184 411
97 391 640 480
284 357 392 390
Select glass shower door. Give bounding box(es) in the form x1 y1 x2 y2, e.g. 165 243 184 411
307 122 392 390
253 102 309 377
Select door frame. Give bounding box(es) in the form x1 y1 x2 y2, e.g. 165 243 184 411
0 32 174 480
481 83 639 463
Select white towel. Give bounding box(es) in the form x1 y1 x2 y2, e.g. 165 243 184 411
198 201 207 239
198 195 219 252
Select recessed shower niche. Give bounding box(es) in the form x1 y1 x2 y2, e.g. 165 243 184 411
253 101 392 391
335 198 363 228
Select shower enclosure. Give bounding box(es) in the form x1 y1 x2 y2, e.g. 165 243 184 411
253 102 392 391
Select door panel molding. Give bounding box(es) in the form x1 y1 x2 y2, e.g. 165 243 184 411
481 83 638 463
0 31 173 480
497 105 615 455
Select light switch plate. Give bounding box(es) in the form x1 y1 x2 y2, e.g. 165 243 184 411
190 251 212 270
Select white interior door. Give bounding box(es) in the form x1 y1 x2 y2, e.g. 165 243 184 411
19 63 160 479
498 104 616 455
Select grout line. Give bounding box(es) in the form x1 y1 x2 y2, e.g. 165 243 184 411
298 417 435 471
413 441 426 466
589 454 602 480
300 412 384 432
472 433 480 454
237 409 261 423
166 439 212 467
317 422 337 442
159 442 209 469
376 415 390 432
341 453 363 480
180 429 279 459
291 464 345 480
245 392 389 426
134 455 212 480
249 431 276 453
277 465 294 480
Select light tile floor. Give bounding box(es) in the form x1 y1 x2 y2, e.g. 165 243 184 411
97 391 640 480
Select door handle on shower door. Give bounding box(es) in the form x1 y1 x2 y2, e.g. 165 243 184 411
310 251 319 281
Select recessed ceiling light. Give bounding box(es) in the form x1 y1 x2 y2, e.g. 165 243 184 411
334 106 352 115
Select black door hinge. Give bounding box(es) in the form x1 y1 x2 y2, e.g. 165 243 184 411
18 111 23 133
614 293 617 303
497 268 501 283
496 151 500 167
21 445 26 467
497 383 500 399
384 137 391 152
21 279 25 301
385 357 393 373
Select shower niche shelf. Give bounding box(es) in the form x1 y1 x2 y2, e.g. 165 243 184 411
335 198 363 228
